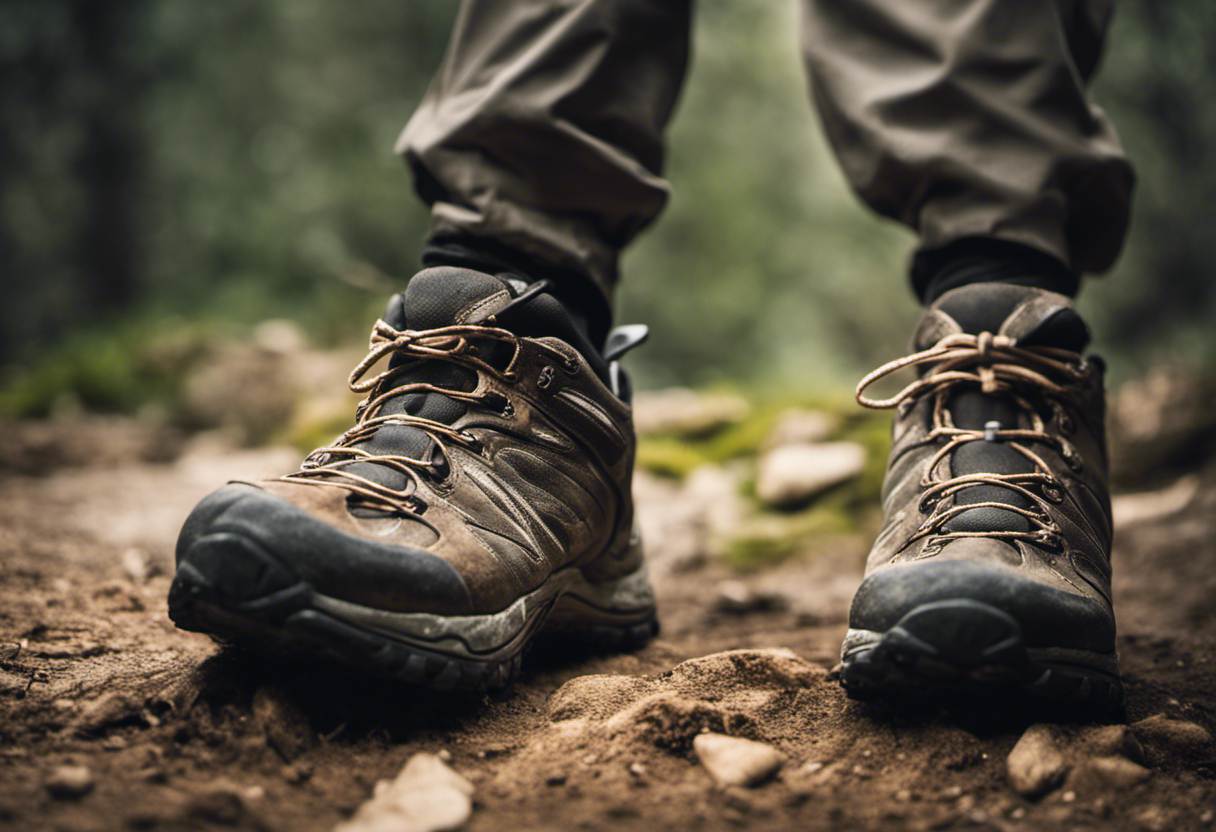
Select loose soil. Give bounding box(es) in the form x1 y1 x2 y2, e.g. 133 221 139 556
1 422 1214 831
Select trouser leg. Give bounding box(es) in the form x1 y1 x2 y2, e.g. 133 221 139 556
800 0 1135 300
398 0 693 336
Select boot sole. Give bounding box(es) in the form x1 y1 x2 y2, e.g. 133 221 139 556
168 542 658 692
840 599 1123 714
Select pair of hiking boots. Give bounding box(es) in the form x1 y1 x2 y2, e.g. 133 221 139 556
168 268 1121 709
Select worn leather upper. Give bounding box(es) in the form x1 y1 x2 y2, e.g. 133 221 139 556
852 284 1115 651
190 268 640 615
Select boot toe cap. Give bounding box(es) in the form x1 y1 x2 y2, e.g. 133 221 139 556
172 483 472 615
849 558 1115 653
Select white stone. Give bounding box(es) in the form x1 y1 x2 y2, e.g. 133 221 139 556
45 765 94 800
335 753 473 832
632 388 748 437
1083 755 1152 788
755 442 866 507
693 732 784 788
763 409 837 449
1006 724 1068 797
1132 714 1213 754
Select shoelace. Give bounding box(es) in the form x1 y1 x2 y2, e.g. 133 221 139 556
856 331 1089 551
280 319 523 514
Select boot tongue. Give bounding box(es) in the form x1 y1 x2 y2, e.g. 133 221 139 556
924 284 1088 536
341 268 513 501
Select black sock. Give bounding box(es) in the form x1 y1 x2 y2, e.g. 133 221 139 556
912 237 1080 305
420 233 611 348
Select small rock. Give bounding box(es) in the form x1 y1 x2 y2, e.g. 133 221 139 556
755 442 866 508
336 753 474 832
1077 724 1144 762
694 733 784 788
45 765 94 800
632 388 749 437
763 409 837 449
73 692 142 735
252 686 315 763
1007 724 1069 798
121 548 160 583
253 318 307 355
1131 715 1212 756
1111 475 1199 529
1081 756 1151 789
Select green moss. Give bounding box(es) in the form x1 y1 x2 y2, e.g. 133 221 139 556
722 504 856 572
635 437 711 479
0 319 218 420
283 409 354 456
834 411 892 507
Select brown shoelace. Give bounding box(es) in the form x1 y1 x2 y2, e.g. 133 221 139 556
856 331 1089 552
279 319 523 514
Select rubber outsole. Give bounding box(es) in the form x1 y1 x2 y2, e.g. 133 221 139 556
840 599 1123 715
168 559 659 692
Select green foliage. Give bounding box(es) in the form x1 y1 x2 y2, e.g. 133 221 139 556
634 392 891 573
722 504 857 573
3 0 1214 408
0 318 216 419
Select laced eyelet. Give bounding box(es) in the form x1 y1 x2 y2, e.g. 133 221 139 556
502 369 519 384
1060 442 1084 472
1036 530 1063 552
537 365 556 390
1041 481 1066 503
919 539 944 557
919 492 939 513
458 430 482 451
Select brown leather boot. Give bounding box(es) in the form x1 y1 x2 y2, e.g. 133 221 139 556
839 284 1121 711
169 267 655 691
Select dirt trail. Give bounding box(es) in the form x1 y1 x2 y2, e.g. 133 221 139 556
1 423 1214 831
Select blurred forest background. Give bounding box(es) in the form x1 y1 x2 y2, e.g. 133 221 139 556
1 0 1213 420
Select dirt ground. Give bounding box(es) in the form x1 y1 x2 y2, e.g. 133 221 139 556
1 418 1214 831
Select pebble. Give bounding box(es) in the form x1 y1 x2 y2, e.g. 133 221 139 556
1006 724 1068 798
1077 724 1144 762
762 409 837 449
632 388 749 437
693 733 784 788
336 753 473 832
252 686 315 763
755 442 866 508
45 765 94 800
1131 714 1212 755
73 692 142 735
1082 755 1152 788
120 548 154 583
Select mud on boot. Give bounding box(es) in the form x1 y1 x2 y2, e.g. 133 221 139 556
840 284 1122 713
169 267 656 691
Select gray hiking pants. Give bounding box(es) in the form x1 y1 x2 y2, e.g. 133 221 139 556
398 0 1133 310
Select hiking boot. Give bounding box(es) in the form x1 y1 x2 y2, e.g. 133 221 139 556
839 283 1121 710
168 267 656 691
